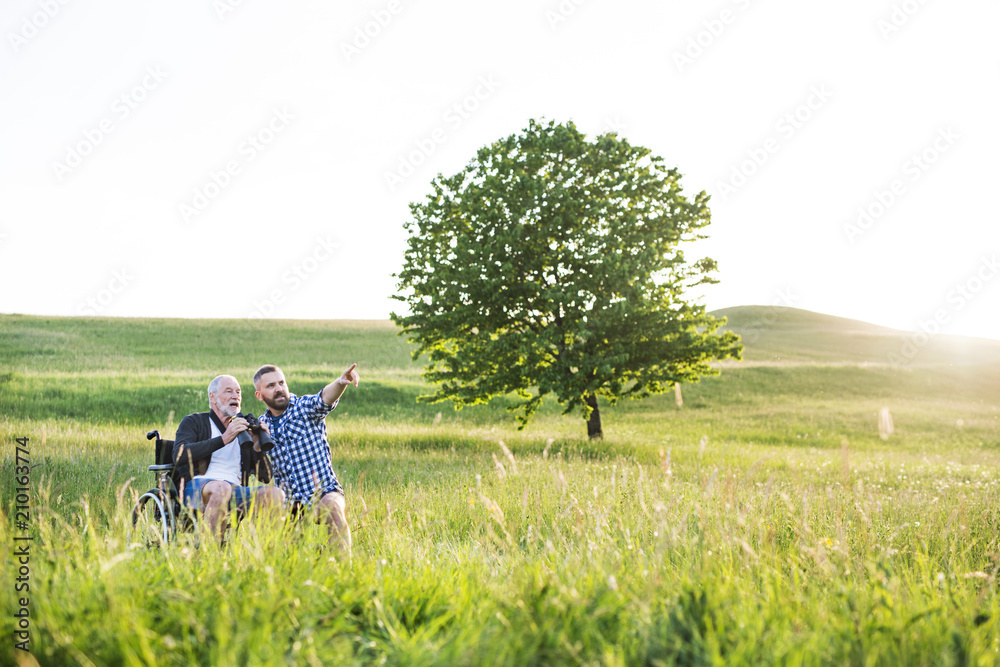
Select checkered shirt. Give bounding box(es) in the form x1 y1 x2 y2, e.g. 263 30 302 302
261 392 343 506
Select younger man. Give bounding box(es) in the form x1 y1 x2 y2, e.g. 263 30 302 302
253 363 359 553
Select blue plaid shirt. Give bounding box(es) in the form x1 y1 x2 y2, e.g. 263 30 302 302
261 392 343 506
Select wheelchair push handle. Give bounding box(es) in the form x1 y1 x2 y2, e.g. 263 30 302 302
146 430 160 440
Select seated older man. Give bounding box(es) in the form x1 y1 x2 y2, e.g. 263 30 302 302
172 374 284 542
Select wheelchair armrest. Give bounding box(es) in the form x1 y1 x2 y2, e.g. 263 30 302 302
149 464 175 472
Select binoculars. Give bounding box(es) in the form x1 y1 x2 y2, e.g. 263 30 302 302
235 413 274 452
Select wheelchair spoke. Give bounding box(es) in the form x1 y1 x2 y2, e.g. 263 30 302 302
130 490 175 547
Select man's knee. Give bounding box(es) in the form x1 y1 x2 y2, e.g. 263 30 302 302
316 492 347 524
257 486 285 507
202 481 233 507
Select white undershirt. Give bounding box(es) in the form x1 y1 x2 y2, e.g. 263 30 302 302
192 417 241 485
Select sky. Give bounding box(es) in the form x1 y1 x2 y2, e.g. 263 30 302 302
2 0 998 342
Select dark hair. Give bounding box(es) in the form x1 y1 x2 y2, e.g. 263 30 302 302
253 364 283 388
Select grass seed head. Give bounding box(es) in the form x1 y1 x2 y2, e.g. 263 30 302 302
543 438 554 458
492 453 507 479
499 440 518 476
878 407 894 440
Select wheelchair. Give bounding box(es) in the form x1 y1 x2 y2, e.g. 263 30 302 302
129 429 273 545
129 429 192 545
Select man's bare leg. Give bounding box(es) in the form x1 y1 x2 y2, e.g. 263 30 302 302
201 480 233 544
251 486 286 529
315 491 351 557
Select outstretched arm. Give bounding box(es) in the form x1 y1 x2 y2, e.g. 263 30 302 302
321 363 360 406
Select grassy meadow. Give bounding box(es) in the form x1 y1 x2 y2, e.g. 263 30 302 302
2 307 1000 665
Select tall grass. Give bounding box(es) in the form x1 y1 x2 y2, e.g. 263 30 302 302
1 314 999 665
4 436 1000 665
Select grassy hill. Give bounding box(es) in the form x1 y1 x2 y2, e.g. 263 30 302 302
0 315 413 374
7 305 999 372
1 307 998 458
714 305 1000 367
2 306 997 444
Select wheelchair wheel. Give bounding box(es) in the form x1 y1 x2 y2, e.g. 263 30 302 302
130 488 176 546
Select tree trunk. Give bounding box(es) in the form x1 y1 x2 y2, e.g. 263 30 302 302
586 392 603 439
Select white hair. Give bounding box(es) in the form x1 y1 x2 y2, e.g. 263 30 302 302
207 375 238 403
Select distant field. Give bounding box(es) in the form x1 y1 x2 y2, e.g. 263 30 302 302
2 308 999 665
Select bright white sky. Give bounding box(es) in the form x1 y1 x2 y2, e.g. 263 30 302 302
2 0 998 341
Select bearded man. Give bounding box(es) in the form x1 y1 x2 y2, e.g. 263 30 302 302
253 363 359 554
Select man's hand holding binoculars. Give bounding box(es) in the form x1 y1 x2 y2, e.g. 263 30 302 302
221 416 250 444
222 414 274 452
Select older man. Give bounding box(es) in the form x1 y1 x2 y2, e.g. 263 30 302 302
253 363 359 554
173 374 284 541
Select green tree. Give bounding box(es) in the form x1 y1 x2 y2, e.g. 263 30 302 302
390 119 741 438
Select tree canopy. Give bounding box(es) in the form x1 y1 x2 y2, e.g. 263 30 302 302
390 119 742 437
